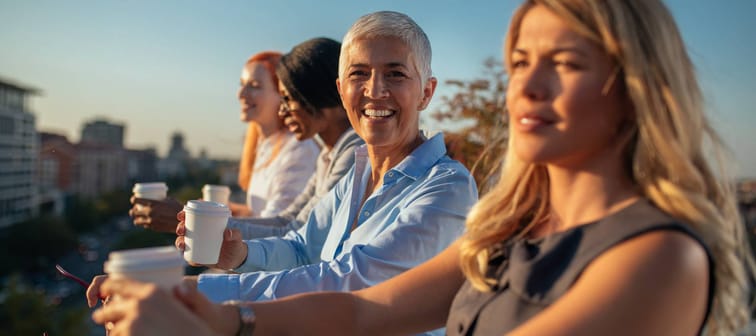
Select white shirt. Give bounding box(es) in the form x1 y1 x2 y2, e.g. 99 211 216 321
246 131 320 218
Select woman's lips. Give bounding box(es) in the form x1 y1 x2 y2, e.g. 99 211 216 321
514 115 553 132
286 121 301 133
363 108 395 118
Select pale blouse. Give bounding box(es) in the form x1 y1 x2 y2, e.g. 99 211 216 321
246 131 319 218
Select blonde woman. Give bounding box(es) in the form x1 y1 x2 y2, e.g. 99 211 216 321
94 2 754 335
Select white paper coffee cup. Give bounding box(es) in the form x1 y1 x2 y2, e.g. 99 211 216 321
183 200 231 264
104 246 184 289
133 182 168 200
202 184 231 205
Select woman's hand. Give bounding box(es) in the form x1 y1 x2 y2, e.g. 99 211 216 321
129 197 184 233
86 274 109 308
91 278 227 336
174 210 248 270
228 201 252 217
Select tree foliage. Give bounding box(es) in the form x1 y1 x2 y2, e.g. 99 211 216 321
433 58 509 194
0 275 89 336
0 216 78 276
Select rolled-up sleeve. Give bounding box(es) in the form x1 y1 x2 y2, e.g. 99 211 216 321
199 166 476 302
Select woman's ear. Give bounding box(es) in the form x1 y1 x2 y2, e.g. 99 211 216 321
417 77 438 111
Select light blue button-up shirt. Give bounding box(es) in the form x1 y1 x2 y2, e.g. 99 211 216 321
198 132 477 308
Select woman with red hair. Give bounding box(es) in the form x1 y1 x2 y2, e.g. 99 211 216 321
230 51 319 218
129 52 319 230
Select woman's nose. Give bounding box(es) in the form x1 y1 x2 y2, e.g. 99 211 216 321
518 65 549 101
364 75 388 99
238 85 250 100
277 103 289 118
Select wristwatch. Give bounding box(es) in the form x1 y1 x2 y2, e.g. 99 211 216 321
222 300 256 336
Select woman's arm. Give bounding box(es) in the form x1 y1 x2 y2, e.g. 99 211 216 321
228 201 252 217
92 241 464 336
251 240 465 335
510 230 709 336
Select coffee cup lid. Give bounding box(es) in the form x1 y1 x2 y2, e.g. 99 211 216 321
104 246 184 274
202 184 230 193
133 182 168 193
184 200 231 216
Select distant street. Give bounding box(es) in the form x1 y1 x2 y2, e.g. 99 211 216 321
51 215 137 336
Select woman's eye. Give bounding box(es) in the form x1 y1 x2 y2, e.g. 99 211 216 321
511 60 528 69
349 70 368 78
387 71 407 79
554 59 582 70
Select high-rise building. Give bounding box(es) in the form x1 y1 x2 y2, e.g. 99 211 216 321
167 132 190 161
127 148 159 183
74 119 128 198
80 118 124 147
38 132 74 216
0 77 39 228
38 132 76 192
159 131 191 178
74 142 128 198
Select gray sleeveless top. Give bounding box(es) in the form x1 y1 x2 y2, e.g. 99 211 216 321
445 200 713 335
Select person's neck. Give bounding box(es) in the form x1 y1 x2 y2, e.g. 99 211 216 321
366 135 423 192
319 120 351 150
545 148 639 234
257 121 280 139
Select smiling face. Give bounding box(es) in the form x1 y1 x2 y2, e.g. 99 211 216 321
337 36 435 153
277 81 326 140
505 5 627 169
237 62 281 128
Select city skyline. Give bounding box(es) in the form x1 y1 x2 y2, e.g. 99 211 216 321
1 0 755 177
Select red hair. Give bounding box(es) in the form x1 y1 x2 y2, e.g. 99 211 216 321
238 51 283 191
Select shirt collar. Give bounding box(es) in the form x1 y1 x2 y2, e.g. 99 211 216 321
353 130 447 181
392 131 446 180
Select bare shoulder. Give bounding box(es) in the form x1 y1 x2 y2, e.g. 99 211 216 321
511 229 711 335
575 229 710 334
603 229 709 281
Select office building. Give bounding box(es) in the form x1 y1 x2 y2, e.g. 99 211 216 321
0 77 39 228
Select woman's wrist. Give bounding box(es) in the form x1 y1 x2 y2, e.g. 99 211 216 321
229 241 249 270
221 300 256 336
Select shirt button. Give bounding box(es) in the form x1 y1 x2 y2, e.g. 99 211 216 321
363 211 370 217
387 172 394 177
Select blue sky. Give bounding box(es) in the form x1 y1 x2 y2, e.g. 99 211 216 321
1 0 754 178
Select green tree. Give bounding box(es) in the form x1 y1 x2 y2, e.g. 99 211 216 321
0 275 88 336
0 216 77 275
432 57 509 194
95 188 132 219
64 196 99 233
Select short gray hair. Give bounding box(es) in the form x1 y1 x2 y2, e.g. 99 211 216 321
339 11 432 86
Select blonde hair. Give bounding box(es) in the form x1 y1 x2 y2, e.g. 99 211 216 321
459 0 755 334
237 51 285 191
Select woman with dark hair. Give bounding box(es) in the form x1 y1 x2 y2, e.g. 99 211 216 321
223 37 364 239
230 51 320 218
127 51 320 229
